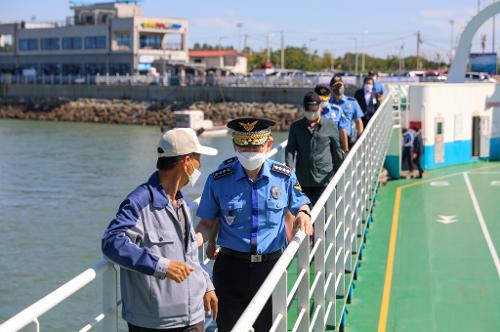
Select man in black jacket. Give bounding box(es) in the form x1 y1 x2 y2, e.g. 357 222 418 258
285 92 344 205
412 127 424 178
354 76 380 127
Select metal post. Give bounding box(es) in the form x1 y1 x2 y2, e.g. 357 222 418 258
313 207 325 331
325 189 336 326
271 272 287 332
336 174 346 297
102 264 118 332
23 319 39 332
297 234 310 330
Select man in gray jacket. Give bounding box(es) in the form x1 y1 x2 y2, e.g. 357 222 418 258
102 128 218 332
286 92 344 205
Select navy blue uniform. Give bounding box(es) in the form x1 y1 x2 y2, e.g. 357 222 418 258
197 158 310 331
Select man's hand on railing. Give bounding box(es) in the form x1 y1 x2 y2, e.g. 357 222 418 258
203 290 218 320
294 210 313 236
165 261 194 283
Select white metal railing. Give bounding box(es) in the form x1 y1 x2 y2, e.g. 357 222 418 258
0 73 364 88
0 98 394 331
0 139 289 332
232 91 395 332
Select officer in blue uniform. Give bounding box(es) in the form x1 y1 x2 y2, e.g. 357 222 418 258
369 71 385 99
330 81 364 152
196 118 312 332
315 84 350 150
314 84 336 121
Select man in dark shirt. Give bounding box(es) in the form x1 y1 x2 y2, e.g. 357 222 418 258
285 92 344 205
354 76 380 127
412 127 424 178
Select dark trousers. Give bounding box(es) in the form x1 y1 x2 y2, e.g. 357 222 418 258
302 186 327 206
213 251 278 332
413 154 424 178
128 321 204 332
402 147 414 172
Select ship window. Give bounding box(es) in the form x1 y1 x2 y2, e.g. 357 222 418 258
437 122 443 135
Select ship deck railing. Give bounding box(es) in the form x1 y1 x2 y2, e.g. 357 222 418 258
0 89 398 332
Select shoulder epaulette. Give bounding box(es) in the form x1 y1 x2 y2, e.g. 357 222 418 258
213 166 233 180
223 156 237 165
271 163 291 177
347 97 355 101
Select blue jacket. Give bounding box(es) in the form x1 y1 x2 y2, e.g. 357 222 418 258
102 172 213 329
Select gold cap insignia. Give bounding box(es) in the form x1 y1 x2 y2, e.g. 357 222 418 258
239 120 258 132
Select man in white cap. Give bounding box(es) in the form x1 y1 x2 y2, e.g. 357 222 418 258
102 128 218 332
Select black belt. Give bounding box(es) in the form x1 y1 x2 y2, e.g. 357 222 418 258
219 247 283 263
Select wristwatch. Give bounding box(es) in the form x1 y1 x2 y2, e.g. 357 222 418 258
298 209 311 218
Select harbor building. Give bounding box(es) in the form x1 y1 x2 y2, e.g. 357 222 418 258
0 0 189 75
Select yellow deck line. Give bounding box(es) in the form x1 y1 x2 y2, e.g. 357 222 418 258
376 163 499 332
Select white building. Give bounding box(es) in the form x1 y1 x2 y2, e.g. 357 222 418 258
0 1 189 75
189 50 247 74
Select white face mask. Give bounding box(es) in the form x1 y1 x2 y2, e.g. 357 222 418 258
186 161 201 187
188 168 201 187
235 150 267 171
304 111 320 121
365 84 373 92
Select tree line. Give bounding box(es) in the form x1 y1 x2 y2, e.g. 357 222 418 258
192 43 447 72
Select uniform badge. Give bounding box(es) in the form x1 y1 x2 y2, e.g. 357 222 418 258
346 103 352 109
225 215 235 225
271 186 281 199
293 181 302 192
239 120 258 132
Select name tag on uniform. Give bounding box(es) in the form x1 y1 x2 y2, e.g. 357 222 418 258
226 201 243 226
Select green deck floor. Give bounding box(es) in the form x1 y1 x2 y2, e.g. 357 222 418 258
346 161 500 332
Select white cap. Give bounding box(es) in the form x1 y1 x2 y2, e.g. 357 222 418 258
158 128 218 157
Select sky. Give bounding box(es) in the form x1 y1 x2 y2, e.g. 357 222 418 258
1 0 499 62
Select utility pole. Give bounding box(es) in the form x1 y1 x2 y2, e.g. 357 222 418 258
280 30 285 70
416 31 422 70
399 43 405 72
308 38 316 63
236 23 243 51
362 31 367 72
354 37 358 73
243 34 249 51
266 33 271 64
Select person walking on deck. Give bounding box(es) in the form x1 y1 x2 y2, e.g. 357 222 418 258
402 127 415 177
285 92 344 206
195 117 312 332
412 127 424 178
330 81 364 153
